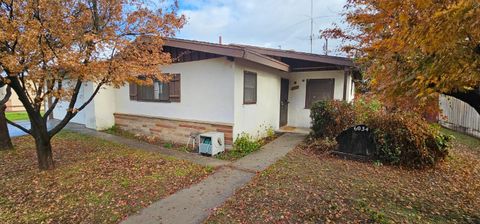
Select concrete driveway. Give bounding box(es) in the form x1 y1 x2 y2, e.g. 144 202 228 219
8 121 30 137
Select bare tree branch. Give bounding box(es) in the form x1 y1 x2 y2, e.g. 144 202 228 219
48 79 106 137
47 79 82 137
43 80 62 121
77 81 105 112
6 119 31 135
19 72 34 106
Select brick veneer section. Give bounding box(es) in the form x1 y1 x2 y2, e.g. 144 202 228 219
114 113 234 146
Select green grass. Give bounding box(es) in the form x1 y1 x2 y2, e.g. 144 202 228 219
5 111 45 121
5 112 29 121
441 127 480 150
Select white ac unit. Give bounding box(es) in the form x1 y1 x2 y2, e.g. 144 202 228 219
199 132 225 156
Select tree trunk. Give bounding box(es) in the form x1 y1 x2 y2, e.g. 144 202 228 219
33 126 54 170
0 104 13 150
445 87 480 116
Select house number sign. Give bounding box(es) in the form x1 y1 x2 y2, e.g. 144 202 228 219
353 125 369 132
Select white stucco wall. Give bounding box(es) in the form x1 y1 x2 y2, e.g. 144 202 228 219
90 85 116 130
114 57 235 125
233 59 288 139
52 81 116 130
287 70 346 128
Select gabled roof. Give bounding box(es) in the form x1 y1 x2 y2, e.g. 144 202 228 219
163 38 354 72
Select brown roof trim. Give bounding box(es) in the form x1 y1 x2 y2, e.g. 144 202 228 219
165 38 244 57
243 49 289 72
164 38 290 72
231 44 354 67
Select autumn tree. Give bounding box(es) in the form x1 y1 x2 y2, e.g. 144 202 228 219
323 0 480 114
0 84 13 150
0 0 185 170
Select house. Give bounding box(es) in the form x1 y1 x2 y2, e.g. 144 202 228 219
52 38 357 146
0 84 40 112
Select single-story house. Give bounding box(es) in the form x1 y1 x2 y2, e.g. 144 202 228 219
52 38 356 146
0 82 42 112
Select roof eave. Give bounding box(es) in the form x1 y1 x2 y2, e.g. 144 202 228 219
164 38 290 72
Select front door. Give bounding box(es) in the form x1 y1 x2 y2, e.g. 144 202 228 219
280 78 289 127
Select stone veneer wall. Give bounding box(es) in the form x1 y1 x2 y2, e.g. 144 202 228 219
114 113 234 146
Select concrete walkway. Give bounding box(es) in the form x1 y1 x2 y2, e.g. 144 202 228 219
121 132 306 224
60 121 306 224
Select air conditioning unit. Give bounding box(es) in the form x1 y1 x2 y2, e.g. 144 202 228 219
199 132 225 156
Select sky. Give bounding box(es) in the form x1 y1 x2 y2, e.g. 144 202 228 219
174 0 348 56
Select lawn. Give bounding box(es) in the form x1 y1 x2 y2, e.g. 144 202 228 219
206 130 480 223
5 111 45 121
0 131 213 224
5 112 29 121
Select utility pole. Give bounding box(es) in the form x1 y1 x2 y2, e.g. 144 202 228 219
310 0 313 53
323 36 328 55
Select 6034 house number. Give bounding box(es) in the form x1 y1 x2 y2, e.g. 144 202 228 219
354 125 369 132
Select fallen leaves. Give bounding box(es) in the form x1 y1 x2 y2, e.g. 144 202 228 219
206 136 480 223
0 131 213 224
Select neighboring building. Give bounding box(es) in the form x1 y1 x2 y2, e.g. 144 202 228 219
439 94 480 138
52 38 357 146
0 88 26 112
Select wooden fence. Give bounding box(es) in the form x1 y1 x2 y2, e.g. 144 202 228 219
439 94 480 138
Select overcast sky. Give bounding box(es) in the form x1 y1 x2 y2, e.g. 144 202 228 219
175 0 348 56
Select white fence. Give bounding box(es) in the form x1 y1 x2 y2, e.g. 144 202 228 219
439 94 480 138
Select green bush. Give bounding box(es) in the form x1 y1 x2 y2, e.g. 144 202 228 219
308 99 451 169
365 111 451 168
310 100 356 139
234 132 262 154
354 97 382 123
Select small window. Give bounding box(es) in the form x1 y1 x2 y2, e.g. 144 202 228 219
243 71 257 104
305 79 335 108
129 74 181 102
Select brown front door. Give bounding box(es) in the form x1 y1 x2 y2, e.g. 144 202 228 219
280 78 289 127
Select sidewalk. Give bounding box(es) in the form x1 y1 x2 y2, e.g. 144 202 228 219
121 132 306 224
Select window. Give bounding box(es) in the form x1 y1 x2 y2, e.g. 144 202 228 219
305 78 335 108
129 74 181 102
243 71 257 104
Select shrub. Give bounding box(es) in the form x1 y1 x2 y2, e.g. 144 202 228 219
310 100 356 138
365 111 451 168
307 99 451 169
303 137 338 154
233 132 262 154
354 97 382 123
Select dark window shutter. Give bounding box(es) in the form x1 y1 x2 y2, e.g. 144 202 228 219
129 83 137 100
169 74 181 102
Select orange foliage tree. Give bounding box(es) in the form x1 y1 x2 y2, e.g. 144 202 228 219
323 0 480 115
0 0 185 170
